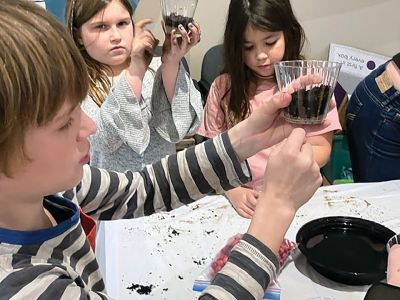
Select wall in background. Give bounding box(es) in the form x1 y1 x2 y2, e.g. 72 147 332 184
39 0 400 80
44 0 140 24
135 0 400 80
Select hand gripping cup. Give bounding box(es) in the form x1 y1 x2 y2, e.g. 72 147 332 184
160 0 198 36
274 60 341 124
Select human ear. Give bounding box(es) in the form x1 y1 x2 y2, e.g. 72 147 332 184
76 34 83 46
73 29 84 46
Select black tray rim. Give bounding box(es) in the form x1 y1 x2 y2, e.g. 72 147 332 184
296 216 396 285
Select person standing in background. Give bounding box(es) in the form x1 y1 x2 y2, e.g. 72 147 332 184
346 52 400 182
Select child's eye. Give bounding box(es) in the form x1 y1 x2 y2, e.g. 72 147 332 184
243 45 253 51
266 40 278 46
95 24 107 30
118 20 130 27
59 118 73 131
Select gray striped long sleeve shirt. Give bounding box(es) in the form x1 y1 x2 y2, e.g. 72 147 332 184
0 133 278 300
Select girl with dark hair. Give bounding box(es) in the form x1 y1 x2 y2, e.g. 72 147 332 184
198 0 341 218
65 0 203 172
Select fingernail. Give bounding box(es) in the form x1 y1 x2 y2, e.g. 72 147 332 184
188 23 193 28
178 24 184 30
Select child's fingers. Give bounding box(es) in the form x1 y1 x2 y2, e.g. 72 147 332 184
188 22 201 43
192 21 201 32
135 18 153 32
239 205 254 219
141 30 157 42
141 31 159 49
143 41 156 54
177 24 190 45
168 29 178 46
247 195 258 208
329 98 337 110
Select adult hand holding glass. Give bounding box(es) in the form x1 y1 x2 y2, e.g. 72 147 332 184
228 73 325 161
275 60 341 125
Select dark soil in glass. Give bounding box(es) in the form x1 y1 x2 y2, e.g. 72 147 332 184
284 84 332 124
164 13 194 32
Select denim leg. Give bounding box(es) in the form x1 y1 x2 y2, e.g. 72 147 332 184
346 63 400 182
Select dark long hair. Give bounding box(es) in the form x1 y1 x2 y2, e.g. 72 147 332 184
65 0 134 106
222 0 305 126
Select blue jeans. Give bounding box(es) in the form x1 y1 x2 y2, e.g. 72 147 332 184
346 62 400 182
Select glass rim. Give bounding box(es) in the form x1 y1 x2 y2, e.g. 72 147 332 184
274 60 342 69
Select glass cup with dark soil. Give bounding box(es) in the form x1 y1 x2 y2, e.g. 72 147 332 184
161 0 198 37
274 60 342 124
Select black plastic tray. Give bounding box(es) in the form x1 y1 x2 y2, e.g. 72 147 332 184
296 216 395 285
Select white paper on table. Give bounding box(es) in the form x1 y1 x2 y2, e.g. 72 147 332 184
281 180 400 300
96 195 250 299
97 180 400 300
286 180 400 240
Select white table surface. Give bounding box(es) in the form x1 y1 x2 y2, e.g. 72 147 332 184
96 180 400 300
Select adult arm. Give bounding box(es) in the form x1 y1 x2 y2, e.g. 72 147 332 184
201 129 322 299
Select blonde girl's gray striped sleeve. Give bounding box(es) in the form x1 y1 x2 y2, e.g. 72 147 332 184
81 70 155 155
200 234 280 300
150 60 204 142
64 132 251 220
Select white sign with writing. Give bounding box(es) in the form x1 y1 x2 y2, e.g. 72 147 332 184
329 43 390 94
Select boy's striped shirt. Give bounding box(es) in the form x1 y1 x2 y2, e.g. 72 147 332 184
0 133 278 299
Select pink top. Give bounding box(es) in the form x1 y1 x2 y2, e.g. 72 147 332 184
197 74 342 187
